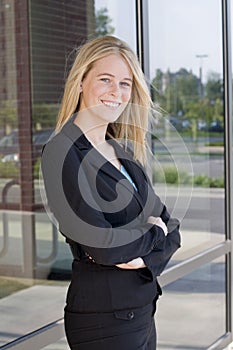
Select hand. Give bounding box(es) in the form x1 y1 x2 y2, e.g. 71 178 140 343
147 216 168 235
116 257 146 269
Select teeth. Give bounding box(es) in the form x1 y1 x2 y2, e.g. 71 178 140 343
102 101 120 108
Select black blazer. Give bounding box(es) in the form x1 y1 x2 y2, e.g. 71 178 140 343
41 115 181 312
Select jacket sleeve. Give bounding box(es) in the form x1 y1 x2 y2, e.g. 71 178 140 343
41 137 166 266
141 203 181 281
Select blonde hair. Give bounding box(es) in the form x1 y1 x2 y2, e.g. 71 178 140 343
56 36 152 164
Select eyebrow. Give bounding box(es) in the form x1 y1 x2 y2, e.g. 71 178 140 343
97 73 133 81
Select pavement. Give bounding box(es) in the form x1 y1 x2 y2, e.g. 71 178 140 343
0 284 67 347
0 225 228 350
0 257 230 350
0 185 230 350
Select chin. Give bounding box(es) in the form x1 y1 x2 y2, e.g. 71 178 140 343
93 106 122 123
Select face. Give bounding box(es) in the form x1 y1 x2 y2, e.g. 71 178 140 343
79 54 133 123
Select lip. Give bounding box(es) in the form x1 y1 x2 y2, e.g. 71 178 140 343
101 100 121 108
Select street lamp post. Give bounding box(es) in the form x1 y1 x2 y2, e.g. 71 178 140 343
196 54 208 98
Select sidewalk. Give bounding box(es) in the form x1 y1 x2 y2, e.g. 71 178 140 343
0 185 227 349
0 284 67 347
0 270 228 350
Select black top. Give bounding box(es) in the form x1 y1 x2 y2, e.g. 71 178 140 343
41 115 181 312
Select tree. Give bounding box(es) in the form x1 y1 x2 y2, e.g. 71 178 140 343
151 69 166 109
0 100 17 135
206 72 223 102
213 98 223 124
151 68 200 116
94 7 114 37
150 68 224 139
184 100 208 141
176 70 199 104
32 103 59 129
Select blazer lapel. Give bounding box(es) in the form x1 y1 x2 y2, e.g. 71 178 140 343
62 117 148 211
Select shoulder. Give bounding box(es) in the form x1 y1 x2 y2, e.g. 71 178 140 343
42 130 72 152
41 127 83 179
42 118 86 160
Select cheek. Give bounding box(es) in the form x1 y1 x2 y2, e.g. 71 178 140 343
93 85 108 98
122 90 132 102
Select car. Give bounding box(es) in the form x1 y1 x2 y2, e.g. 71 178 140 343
32 129 54 146
168 116 183 131
0 130 19 160
1 153 19 163
0 128 54 163
181 119 191 130
209 120 224 132
168 116 191 131
198 120 207 131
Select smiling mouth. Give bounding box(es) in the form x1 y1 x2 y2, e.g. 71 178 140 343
101 100 121 108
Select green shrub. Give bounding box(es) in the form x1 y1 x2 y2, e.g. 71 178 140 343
153 166 193 185
33 158 41 179
209 177 224 188
164 166 179 184
205 141 224 147
0 158 42 180
152 169 165 183
193 174 210 187
153 166 224 188
0 161 19 178
179 171 193 185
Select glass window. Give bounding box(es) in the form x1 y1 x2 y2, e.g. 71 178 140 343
157 257 226 349
0 0 137 347
94 0 137 51
148 0 224 262
40 338 69 350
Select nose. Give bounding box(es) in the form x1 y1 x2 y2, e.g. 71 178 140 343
109 82 120 97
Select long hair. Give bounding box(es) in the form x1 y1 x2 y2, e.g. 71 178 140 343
56 36 152 164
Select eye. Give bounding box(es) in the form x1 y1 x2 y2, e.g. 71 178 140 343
120 81 131 88
100 78 110 83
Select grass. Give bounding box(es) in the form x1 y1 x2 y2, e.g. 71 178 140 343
0 277 31 299
205 141 224 147
0 161 19 178
0 277 68 299
0 158 41 179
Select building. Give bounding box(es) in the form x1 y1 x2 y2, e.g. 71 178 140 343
0 1 232 349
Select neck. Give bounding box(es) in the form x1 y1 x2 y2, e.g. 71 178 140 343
74 111 108 146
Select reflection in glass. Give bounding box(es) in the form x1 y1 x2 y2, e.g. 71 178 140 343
148 0 225 261
157 257 226 349
94 0 136 50
0 212 69 346
40 338 69 350
0 0 137 347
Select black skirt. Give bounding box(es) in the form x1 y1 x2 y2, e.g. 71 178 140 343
64 303 156 350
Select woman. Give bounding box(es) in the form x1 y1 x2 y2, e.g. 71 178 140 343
41 36 181 350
